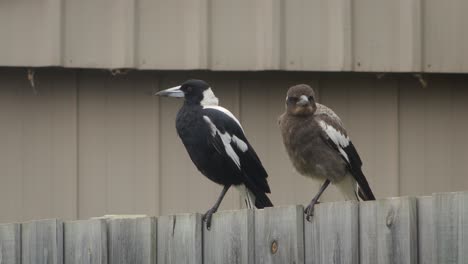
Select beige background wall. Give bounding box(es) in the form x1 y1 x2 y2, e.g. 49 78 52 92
0 0 468 73
0 68 467 223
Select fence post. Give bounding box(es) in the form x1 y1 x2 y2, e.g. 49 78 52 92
21 219 63 264
0 223 20 264
64 219 107 264
359 197 417 264
417 196 433 264
305 201 359 264
433 192 468 263
107 216 156 264
157 213 202 264
255 205 304 264
203 209 254 264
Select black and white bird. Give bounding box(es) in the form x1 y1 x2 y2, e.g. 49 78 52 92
278 84 375 220
155 79 273 229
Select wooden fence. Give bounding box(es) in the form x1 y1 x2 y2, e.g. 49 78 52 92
0 191 467 264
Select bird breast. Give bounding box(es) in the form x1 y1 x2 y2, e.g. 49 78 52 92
280 115 346 181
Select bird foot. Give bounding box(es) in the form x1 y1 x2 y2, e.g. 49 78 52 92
202 208 217 230
305 199 321 222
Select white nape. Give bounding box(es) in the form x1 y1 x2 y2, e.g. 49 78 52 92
203 116 242 168
200 88 219 106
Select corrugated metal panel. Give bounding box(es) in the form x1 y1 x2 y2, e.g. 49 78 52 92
0 69 77 222
209 0 280 70
1 0 468 72
284 0 352 71
399 76 468 195
424 0 468 72
136 0 208 69
0 0 62 66
353 0 421 72
1 68 468 222
63 0 136 68
77 71 159 218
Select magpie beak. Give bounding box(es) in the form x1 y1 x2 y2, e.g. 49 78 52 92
154 85 184 98
297 95 309 106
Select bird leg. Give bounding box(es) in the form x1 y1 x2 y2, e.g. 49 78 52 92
203 184 230 230
305 179 330 221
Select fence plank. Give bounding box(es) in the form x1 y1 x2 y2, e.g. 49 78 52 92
305 201 359 264
0 223 20 264
433 192 468 263
417 196 433 264
255 205 304 264
107 217 156 264
64 219 107 264
21 219 63 264
360 197 417 264
203 209 254 264
157 213 202 264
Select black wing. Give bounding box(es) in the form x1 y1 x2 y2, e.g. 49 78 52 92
202 107 271 194
316 108 376 201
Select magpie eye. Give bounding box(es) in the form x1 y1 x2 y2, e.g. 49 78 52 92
287 97 298 104
308 96 313 101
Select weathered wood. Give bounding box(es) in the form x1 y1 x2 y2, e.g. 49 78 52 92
417 196 433 264
157 213 202 264
64 219 107 264
203 209 254 264
21 219 63 264
0 223 20 264
255 205 304 264
359 197 417 264
433 192 468 263
107 217 156 264
305 201 359 264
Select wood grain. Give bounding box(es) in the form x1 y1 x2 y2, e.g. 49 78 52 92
157 213 202 264
255 205 304 264
360 197 417 264
203 209 254 264
305 201 359 264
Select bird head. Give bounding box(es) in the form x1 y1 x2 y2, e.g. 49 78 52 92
154 79 219 106
285 84 317 116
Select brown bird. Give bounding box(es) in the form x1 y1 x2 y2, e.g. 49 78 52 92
278 84 375 220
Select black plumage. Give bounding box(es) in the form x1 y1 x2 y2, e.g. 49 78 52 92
156 79 273 229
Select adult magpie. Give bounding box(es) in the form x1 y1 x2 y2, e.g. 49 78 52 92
278 84 375 220
155 79 273 229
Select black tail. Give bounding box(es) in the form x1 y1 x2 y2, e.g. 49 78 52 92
355 170 376 201
254 192 273 208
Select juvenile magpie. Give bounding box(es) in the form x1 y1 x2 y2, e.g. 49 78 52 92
155 79 273 229
278 84 375 220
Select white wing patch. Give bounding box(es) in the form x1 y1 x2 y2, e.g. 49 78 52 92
203 105 244 130
319 120 349 147
232 135 248 152
203 116 248 168
319 120 350 162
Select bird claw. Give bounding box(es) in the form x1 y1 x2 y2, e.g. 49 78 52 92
305 199 320 222
202 209 215 230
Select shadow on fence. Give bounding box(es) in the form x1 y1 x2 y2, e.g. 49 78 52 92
0 192 466 263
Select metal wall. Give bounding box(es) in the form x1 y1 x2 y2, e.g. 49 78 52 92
0 68 467 223
0 0 468 72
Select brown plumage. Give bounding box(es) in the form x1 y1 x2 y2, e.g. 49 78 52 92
278 84 375 220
